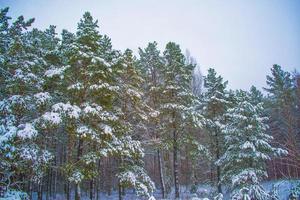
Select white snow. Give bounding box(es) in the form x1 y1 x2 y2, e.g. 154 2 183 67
34 92 52 105
101 124 113 135
127 88 142 99
89 83 119 91
149 110 160 118
68 82 84 90
42 112 62 125
68 170 84 184
44 65 69 78
17 123 38 139
76 125 97 138
52 102 81 119
82 103 102 116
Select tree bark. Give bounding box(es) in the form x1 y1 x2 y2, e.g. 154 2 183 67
96 159 100 200
65 182 70 200
46 169 50 200
75 138 83 200
158 149 166 198
37 182 43 200
118 157 124 200
29 181 33 200
173 130 179 199
53 169 57 199
118 180 123 200
215 135 222 194
75 183 81 200
90 179 94 200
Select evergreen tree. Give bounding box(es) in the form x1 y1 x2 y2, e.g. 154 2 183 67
1 6 299 200
264 64 295 106
116 49 155 199
0 8 54 199
42 12 154 200
202 68 228 194
264 64 298 178
217 91 287 200
249 86 264 105
160 42 202 199
138 41 167 197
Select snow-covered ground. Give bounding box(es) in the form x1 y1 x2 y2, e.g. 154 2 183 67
2 179 299 200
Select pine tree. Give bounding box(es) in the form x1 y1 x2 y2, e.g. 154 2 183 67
138 41 167 197
217 90 287 200
264 64 299 178
202 68 228 194
249 86 264 105
264 64 294 105
160 42 202 199
0 8 54 199
41 12 154 199
115 49 155 199
41 12 121 200
25 25 61 200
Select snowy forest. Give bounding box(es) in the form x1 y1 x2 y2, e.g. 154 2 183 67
0 7 300 200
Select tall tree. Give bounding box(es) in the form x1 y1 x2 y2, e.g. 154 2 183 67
42 12 154 200
0 8 54 199
202 68 228 194
217 90 287 199
160 42 201 198
42 12 122 200
115 49 155 200
264 64 299 178
138 41 166 198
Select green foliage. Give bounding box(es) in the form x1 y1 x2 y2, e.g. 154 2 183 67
218 91 287 199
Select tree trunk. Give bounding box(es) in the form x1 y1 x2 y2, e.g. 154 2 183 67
96 159 100 200
65 182 70 200
118 157 124 200
46 179 49 200
29 181 33 200
53 169 57 199
216 166 222 194
173 130 179 199
273 159 277 179
158 149 166 198
90 179 94 200
46 169 51 200
210 163 214 183
96 178 99 200
75 183 81 200
75 138 83 200
37 182 43 200
118 180 123 200
215 134 222 194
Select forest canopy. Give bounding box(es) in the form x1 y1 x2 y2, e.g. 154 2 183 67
0 7 299 200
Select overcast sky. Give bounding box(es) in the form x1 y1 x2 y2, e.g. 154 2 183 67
1 0 300 90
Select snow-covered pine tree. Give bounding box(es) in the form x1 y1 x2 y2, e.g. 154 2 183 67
138 41 167 197
117 49 148 139
0 8 55 198
217 90 287 200
42 12 154 200
42 12 120 200
202 68 228 194
263 65 298 178
160 42 202 199
184 54 210 190
115 49 155 199
24 25 61 200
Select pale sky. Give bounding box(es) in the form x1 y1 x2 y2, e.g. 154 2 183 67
1 0 300 90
